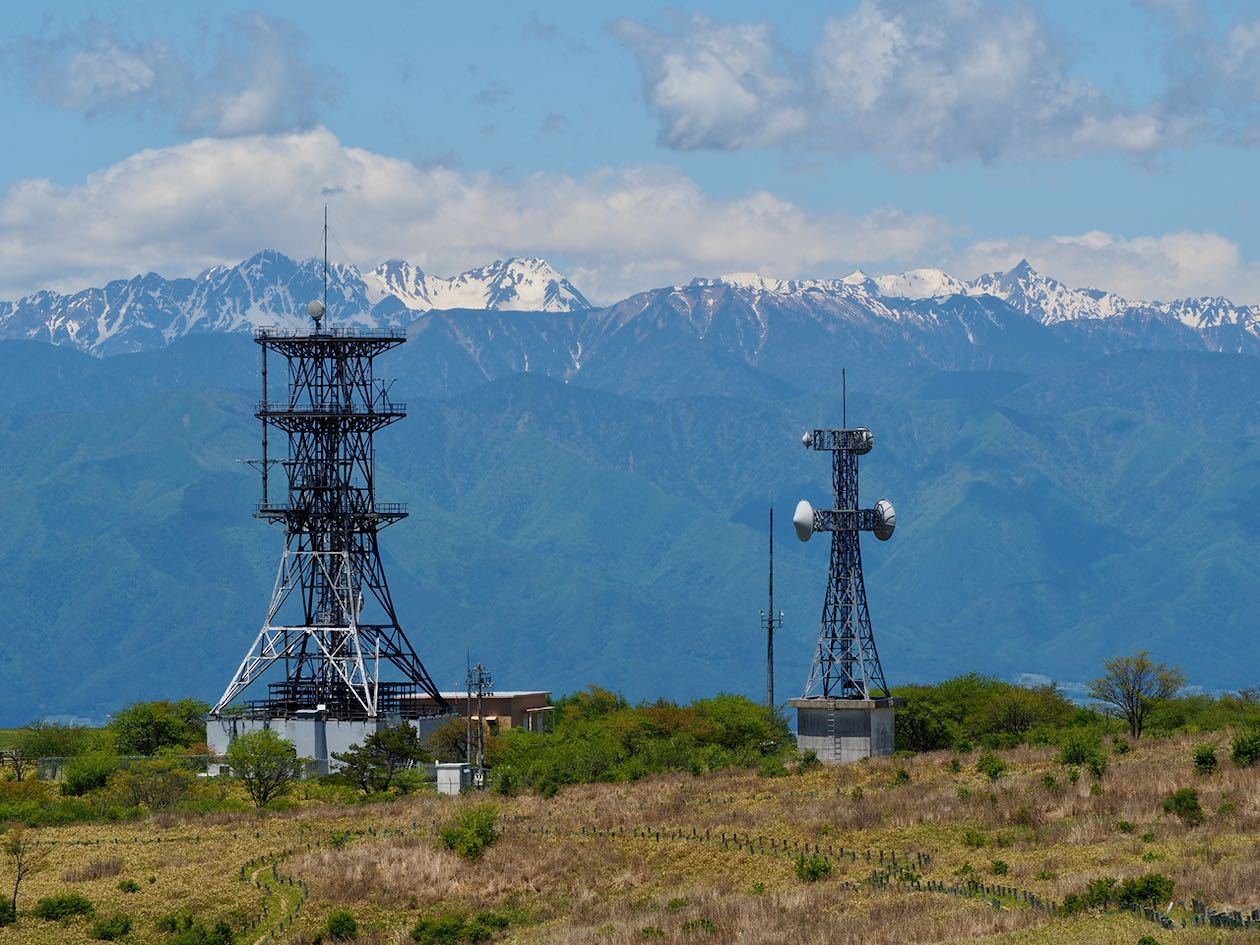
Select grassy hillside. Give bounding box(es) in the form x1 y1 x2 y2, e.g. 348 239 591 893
4 733 1259 944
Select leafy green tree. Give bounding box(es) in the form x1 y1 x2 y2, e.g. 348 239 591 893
225 729 302 808
426 717 470 762
332 723 428 793
1089 651 1184 739
109 759 195 810
61 750 120 797
20 722 98 760
110 700 209 756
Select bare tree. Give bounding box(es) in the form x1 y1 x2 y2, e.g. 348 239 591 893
1089 650 1185 738
1 748 29 783
3 823 47 919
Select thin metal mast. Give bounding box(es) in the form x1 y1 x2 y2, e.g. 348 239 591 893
761 505 783 708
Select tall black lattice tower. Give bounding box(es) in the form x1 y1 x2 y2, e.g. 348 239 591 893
211 278 447 719
792 425 897 700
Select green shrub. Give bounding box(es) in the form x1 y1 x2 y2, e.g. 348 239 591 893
974 753 1006 781
1193 744 1218 775
667 898 688 911
1117 820 1135 833
757 757 789 778
91 914 133 940
794 853 833 882
1116 873 1175 907
33 892 95 919
796 750 822 774
1231 730 1260 768
962 829 987 848
61 751 120 797
990 859 1009 875
1137 937 1158 945
641 929 664 940
410 910 511 944
948 757 961 773
681 917 717 933
1162 788 1205 826
1111 736 1131 755
1058 732 1104 767
892 767 911 786
0 900 14 926
438 804 499 862
326 909 358 941
155 912 195 933
117 878 140 893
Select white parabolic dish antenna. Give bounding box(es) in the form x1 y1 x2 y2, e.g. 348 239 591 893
793 499 815 542
873 498 896 541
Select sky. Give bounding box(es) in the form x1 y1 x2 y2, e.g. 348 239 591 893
2 0 1260 304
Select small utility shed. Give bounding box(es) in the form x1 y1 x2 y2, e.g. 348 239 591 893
401 691 554 733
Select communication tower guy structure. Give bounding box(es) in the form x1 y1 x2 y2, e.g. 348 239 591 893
207 230 450 774
789 383 901 762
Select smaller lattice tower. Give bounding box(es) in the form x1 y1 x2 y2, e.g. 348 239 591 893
788 375 902 762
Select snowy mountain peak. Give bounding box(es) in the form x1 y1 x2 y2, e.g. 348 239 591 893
874 268 970 299
365 256 589 314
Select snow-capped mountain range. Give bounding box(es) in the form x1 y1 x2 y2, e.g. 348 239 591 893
0 253 589 355
1 250 1257 358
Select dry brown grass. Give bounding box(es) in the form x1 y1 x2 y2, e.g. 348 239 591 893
8 732 1260 944
61 855 124 882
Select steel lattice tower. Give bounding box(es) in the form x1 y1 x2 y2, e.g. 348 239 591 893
793 425 897 700
210 303 448 719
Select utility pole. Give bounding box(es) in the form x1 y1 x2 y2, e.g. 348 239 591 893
464 661 493 789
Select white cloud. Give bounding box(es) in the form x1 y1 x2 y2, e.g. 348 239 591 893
615 1 1180 167
0 21 176 115
0 127 949 303
951 230 1260 302
610 16 808 150
0 13 335 136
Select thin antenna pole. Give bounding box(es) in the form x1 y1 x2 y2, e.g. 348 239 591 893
842 367 847 428
323 204 328 316
465 652 472 771
767 505 775 709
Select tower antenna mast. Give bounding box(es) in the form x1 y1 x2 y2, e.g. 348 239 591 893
761 505 782 708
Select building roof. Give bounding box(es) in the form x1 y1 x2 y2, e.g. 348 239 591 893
400 690 552 700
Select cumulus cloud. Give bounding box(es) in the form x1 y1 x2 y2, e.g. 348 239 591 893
951 230 1260 302
614 1 1181 167
0 127 949 303
610 16 808 150
0 13 335 136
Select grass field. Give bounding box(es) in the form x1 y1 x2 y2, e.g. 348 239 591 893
5 732 1260 944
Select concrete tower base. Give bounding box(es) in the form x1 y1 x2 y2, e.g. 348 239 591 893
790 697 904 763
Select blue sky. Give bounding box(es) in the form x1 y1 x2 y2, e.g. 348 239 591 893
2 0 1259 303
